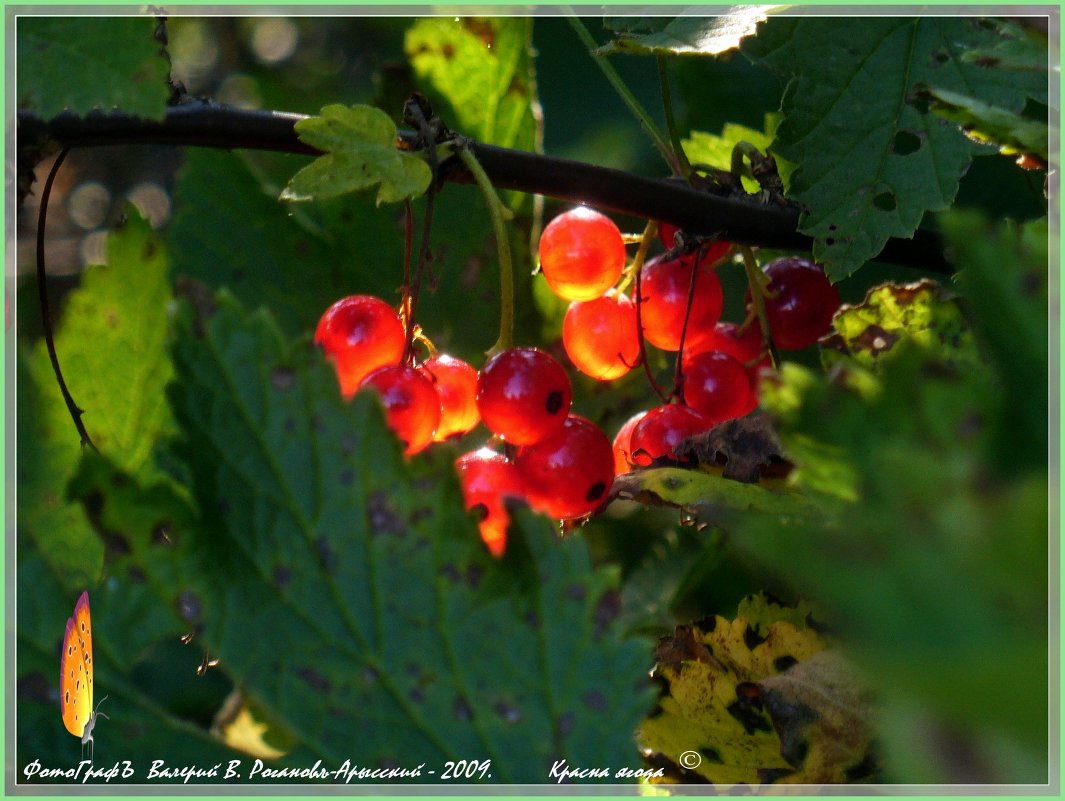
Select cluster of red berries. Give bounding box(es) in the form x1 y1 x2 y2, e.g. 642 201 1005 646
314 207 839 558
538 207 839 475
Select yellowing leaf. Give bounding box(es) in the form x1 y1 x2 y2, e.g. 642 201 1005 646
281 104 432 205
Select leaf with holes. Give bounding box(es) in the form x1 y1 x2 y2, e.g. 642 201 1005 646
17 17 170 118
281 105 432 204
639 609 851 784
743 17 1048 278
820 279 981 372
163 293 653 782
599 11 783 57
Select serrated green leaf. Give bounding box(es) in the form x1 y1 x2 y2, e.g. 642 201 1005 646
282 105 431 204
17 17 169 119
959 18 1050 85
743 17 1048 278
163 294 652 781
405 18 537 153
922 86 1049 160
18 211 173 589
820 279 981 371
600 10 783 57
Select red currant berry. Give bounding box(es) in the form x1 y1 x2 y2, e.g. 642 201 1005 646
455 448 526 558
639 254 724 352
562 291 639 381
315 295 405 397
682 351 758 424
681 322 771 378
515 415 615 520
754 257 841 350
476 347 572 445
658 221 681 250
419 354 480 441
629 404 714 467
359 365 441 455
612 410 647 475
538 207 626 301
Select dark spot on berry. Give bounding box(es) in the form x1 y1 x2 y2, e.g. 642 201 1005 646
545 390 564 415
774 655 799 672
873 191 897 211
274 565 291 588
893 129 923 156
585 481 606 502
453 695 472 721
582 690 607 712
743 624 766 650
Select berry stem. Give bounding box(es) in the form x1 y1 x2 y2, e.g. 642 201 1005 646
672 247 705 401
458 144 514 358
739 244 781 369
616 220 657 296
633 248 670 404
566 15 681 176
657 55 692 181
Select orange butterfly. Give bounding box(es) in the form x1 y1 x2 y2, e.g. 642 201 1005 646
60 592 108 760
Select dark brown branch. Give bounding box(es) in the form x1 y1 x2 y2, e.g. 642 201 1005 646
17 102 951 273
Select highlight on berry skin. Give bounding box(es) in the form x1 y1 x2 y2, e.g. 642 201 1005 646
419 354 481 441
455 448 526 558
315 295 405 397
538 206 626 301
562 291 640 381
476 347 572 446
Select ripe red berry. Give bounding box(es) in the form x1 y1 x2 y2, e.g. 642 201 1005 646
562 291 639 381
681 322 771 379
476 348 572 445
639 254 724 352
538 207 626 301
612 411 647 475
419 354 480 441
315 295 405 397
628 404 714 467
754 257 841 350
682 351 758 424
359 365 441 455
515 415 615 520
455 448 526 558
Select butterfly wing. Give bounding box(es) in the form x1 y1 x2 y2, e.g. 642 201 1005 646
60 592 93 738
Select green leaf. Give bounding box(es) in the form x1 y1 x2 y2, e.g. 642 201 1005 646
600 10 782 57
613 466 818 520
682 114 791 192
819 279 981 371
743 17 1048 278
17 17 169 119
921 86 1049 160
281 105 431 204
18 210 173 588
164 294 653 781
405 18 537 153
